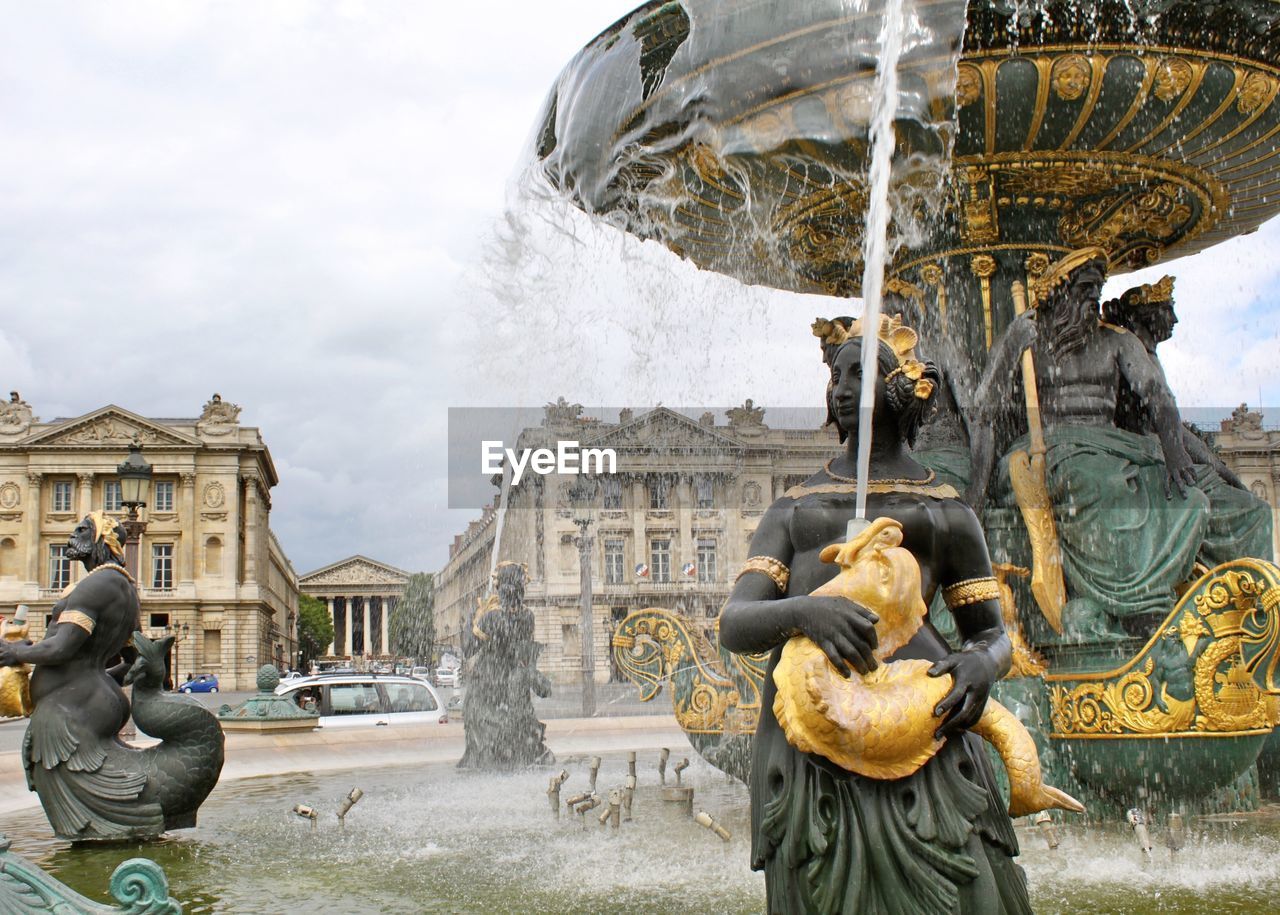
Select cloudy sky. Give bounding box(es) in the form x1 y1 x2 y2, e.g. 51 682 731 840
2 1 1277 576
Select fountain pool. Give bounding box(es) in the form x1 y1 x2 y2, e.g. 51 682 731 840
1 753 1278 913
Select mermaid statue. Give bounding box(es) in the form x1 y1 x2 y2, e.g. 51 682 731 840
0 512 224 841
720 315 1065 914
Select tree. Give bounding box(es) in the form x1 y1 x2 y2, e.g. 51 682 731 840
297 594 335 670
390 572 435 665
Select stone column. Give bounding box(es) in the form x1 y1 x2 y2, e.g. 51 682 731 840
76 472 93 517
180 473 196 584
24 472 42 585
380 595 390 655
631 479 646 573
677 477 693 573
326 598 336 655
241 473 259 585
343 597 354 657
363 597 372 659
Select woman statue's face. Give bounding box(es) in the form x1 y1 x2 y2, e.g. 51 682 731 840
830 342 891 437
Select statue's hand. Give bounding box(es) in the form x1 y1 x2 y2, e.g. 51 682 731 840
1006 309 1038 353
0 640 29 668
928 648 999 740
1215 460 1245 490
1161 443 1197 500
791 596 879 677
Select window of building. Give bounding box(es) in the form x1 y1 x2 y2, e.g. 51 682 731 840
52 480 73 513
649 477 670 510
103 480 123 512
697 538 717 583
49 544 71 590
562 623 580 657
604 538 626 584
154 480 175 512
152 543 174 590
695 475 714 509
149 612 170 628
650 538 671 583
602 477 623 510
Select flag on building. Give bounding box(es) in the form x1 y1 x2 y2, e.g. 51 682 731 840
635 562 649 578
682 561 697 578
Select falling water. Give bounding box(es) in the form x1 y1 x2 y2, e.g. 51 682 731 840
485 460 513 590
855 0 907 522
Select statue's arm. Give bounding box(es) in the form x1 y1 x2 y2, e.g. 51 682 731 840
1181 426 1244 488
0 618 90 667
719 500 880 675
965 314 1035 511
1114 330 1195 496
927 500 1012 739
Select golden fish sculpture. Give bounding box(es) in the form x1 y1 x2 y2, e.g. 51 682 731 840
772 517 1083 817
0 606 33 719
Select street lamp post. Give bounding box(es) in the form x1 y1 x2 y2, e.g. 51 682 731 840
117 441 153 581
569 477 598 718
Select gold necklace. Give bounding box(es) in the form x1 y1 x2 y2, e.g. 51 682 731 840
823 458 935 487
87 563 135 585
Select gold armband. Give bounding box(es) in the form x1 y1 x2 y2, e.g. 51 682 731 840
942 577 1001 608
736 556 790 593
59 610 96 634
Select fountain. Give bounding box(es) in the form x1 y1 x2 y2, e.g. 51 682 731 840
532 0 1280 819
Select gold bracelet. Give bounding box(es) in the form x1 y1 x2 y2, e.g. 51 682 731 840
942 577 1000 608
59 609 96 634
736 556 790 593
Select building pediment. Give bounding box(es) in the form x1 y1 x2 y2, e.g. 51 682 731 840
299 555 411 587
21 406 202 449
582 407 742 452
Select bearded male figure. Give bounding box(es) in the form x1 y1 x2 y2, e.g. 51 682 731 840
968 248 1205 638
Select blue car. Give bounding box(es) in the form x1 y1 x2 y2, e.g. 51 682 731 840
179 674 219 694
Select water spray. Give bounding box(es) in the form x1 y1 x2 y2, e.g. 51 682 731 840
548 769 569 818
1166 813 1186 853
292 804 319 831
1033 811 1059 850
694 810 732 842
658 748 670 785
588 756 601 793
336 788 364 828
564 791 592 813
673 758 690 786
574 794 601 823
1125 808 1153 859
599 788 623 830
627 750 637 782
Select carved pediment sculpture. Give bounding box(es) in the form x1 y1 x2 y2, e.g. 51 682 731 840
197 394 242 436
62 418 160 446
302 557 408 586
1226 403 1264 436
0 392 35 439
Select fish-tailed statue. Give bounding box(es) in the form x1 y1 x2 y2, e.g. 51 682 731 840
458 561 554 769
720 315 1066 915
0 512 225 841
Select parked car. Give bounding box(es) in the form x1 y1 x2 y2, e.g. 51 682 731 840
274 673 448 728
410 666 432 681
434 668 461 688
180 674 219 694
281 670 305 681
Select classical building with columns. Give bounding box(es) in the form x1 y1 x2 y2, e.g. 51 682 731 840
1213 404 1280 561
298 556 410 663
434 399 837 685
0 393 298 690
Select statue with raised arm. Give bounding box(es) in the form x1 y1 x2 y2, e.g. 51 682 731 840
0 512 224 841
458 561 554 769
1102 277 1273 565
720 315 1052 915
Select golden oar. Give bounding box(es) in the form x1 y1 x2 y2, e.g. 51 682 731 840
1007 280 1066 632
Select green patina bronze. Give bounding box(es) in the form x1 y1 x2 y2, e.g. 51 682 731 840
217 665 319 732
0 835 181 914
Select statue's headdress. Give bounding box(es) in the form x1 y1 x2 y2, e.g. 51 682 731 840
1029 246 1109 303
811 313 934 401
1103 275 1175 327
87 510 125 561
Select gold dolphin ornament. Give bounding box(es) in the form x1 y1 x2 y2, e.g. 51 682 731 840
772 516 1083 817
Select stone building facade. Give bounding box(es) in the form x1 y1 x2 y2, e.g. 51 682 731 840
0 393 298 690
1214 403 1280 561
434 399 836 685
298 555 410 662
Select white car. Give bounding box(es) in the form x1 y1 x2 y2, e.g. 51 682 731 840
274 673 448 728
434 668 461 688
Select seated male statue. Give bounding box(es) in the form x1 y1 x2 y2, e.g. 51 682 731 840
967 247 1220 638
1102 276 1272 566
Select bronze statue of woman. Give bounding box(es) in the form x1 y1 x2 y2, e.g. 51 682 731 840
719 316 1032 914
